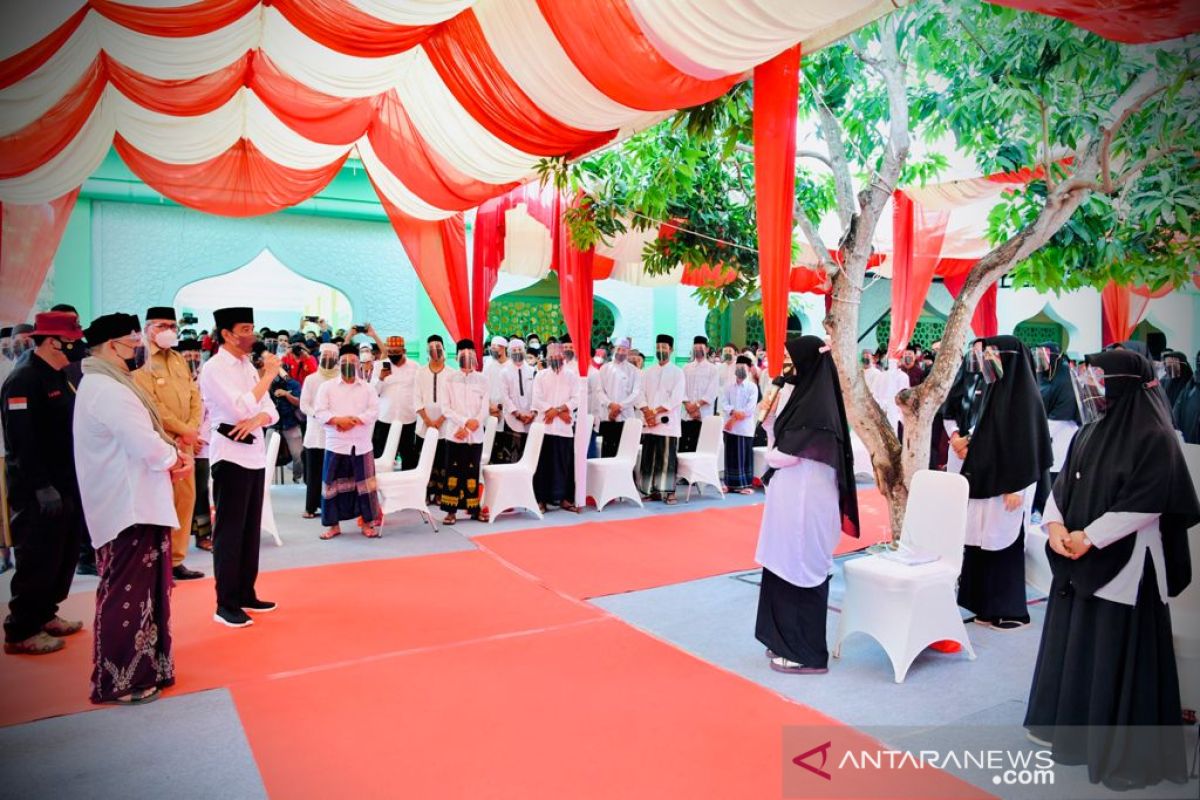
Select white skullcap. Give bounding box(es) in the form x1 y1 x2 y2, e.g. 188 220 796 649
490 335 508 347
616 337 632 348
319 343 338 355
507 338 525 350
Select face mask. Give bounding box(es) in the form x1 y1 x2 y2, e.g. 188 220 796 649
119 342 147 372
360 351 374 363
154 330 178 350
614 352 627 364
722 351 734 363
593 354 604 366
291 344 304 357
319 356 337 372
692 347 705 361
458 351 477 372
235 333 256 353
1164 358 1182 379
656 349 670 364
548 356 564 372
429 345 444 362
389 354 404 365
528 339 540 350
263 338 276 351
277 343 290 356
62 339 87 363
340 362 357 381
734 366 748 381
564 349 575 362
492 347 504 360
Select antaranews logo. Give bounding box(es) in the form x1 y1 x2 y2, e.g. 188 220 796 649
792 741 833 781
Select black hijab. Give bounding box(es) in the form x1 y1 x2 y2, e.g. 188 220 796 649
1161 350 1194 408
960 335 1053 499
772 336 860 538
1036 342 1079 423
1171 350 1200 444
1050 349 1199 597
941 362 984 435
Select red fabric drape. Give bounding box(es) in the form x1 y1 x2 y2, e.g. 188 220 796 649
0 59 105 179
425 12 617 157
536 0 738 111
1100 280 1153 346
789 266 830 294
887 190 950 357
753 45 801 378
0 7 87 91
0 189 80 323
270 0 436 57
374 184 471 343
555 193 595 375
989 1 1200 44
941 271 999 339
114 136 346 217
471 200 504 348
93 0 258 37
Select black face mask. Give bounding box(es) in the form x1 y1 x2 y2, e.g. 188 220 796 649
340 362 357 381
61 339 86 363
124 344 147 372
291 344 303 357
389 354 403 365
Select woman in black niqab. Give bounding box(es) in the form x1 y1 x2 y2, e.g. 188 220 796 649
1172 350 1200 443
1025 349 1200 791
1032 342 1080 516
1160 349 1194 409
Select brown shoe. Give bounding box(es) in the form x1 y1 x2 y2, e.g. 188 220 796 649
4 632 65 655
43 616 83 637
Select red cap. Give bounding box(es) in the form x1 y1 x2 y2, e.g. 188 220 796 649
30 311 84 340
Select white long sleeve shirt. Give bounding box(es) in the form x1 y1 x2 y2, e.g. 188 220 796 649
501 360 536 433
483 357 509 406
300 371 334 449
414 363 456 437
721 379 758 438
532 367 580 439
639 362 687 438
682 360 721 420
444 371 490 445
314 378 379 456
198 347 279 469
372 358 418 425
597 361 642 421
74 372 179 549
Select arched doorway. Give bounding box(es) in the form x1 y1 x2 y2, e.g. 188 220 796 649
174 250 354 334
1013 311 1068 351
487 275 617 347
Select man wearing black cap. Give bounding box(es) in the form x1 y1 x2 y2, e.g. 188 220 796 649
681 335 720 453
133 307 204 581
2 311 88 655
415 334 455 505
198 307 281 628
440 339 489 524
76 313 189 703
636 334 686 504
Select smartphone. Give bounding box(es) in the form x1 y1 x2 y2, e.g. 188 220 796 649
216 422 257 444
354 324 367 333
305 315 319 323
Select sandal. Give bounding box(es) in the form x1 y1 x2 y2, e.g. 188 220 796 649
559 501 578 513
301 511 318 519
319 527 341 540
473 511 490 523
105 687 161 706
362 526 380 539
736 488 754 495
443 514 457 526
663 495 678 505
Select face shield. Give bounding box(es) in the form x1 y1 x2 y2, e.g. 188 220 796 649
967 342 1005 384
1164 355 1183 379
692 345 706 361
655 345 671 364
562 344 575 362
458 348 478 372
614 347 628 364
340 357 358 382
1071 364 1107 425
546 343 564 372
722 348 734 363
428 342 445 362
1032 346 1052 373
508 344 525 362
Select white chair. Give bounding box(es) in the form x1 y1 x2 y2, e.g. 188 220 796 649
832 469 975 682
586 418 644 512
676 415 725 501
1023 522 1053 597
1170 443 1200 713
480 415 499 468
376 429 441 532
482 422 545 523
259 430 284 547
373 420 403 474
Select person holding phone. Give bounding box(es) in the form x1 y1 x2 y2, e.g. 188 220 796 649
198 307 280 629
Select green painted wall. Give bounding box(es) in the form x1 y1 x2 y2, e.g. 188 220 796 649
52 199 94 321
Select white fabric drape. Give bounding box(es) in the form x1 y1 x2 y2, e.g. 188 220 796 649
498 204 553 278
344 0 476 25
355 135 455 220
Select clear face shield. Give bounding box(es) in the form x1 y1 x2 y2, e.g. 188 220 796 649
1164 355 1183 379
1070 364 1107 425
458 348 478 372
692 345 706 362
1032 346 1052 374
508 344 525 363
546 343 564 372
966 342 1005 384
428 342 445 362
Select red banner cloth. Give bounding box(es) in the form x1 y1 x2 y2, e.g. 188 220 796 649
888 190 950 358
471 200 503 348
940 270 999 339
989 1 1200 44
555 193 595 375
753 44 801 378
0 189 80 324
1100 280 1154 346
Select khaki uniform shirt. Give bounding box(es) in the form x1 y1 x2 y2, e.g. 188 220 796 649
133 346 202 441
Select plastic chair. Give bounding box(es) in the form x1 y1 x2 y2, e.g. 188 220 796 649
1023 522 1053 597
676 415 725 501
1170 443 1200 713
259 430 284 547
376 429 441 532
586 418 644 511
832 470 975 682
374 420 403 473
482 422 546 523
479 415 498 470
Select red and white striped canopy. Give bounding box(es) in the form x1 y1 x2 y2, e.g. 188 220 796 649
0 0 899 214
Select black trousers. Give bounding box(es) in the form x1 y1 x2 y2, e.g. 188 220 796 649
372 421 392 459
397 421 419 471
211 461 265 613
303 447 324 515
4 495 82 642
1031 470 1056 516
597 420 624 458
679 419 702 453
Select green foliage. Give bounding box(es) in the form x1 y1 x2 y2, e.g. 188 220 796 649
550 0 1199 304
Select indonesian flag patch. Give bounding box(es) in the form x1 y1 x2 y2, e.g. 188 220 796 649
6 397 28 411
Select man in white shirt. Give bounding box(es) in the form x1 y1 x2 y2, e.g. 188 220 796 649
637 334 687 503
415 334 456 504
300 344 339 519
532 343 580 513
371 335 419 470
596 337 642 458
198 307 280 629
314 345 381 540
721 355 758 494
440 340 489 525
681 335 721 452
495 338 535 464
75 313 190 704
482 335 509 426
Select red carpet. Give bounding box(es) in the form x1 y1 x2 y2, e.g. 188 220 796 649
0 551 597 728
477 489 891 599
232 617 984 800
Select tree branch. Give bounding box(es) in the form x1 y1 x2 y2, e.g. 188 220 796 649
734 141 836 171
1038 97 1056 192
793 200 839 274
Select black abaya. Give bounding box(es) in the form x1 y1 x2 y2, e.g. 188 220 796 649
755 569 830 669
957 526 1030 623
